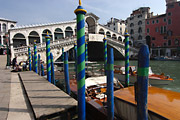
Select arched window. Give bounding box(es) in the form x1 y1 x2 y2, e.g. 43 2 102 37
118 36 122 41
54 28 63 40
42 29 52 42
106 31 111 38
0 24 1 32
138 35 142 40
29 31 40 44
138 21 142 25
13 33 26 47
65 27 73 37
138 27 142 33
10 24 14 28
2 24 6 32
130 23 134 27
112 34 117 39
99 28 105 35
130 29 134 34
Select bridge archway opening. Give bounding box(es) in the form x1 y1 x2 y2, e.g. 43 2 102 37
42 29 52 42
13 33 26 47
118 36 122 42
112 34 117 40
106 31 111 38
99 28 105 35
86 17 96 34
28 31 40 44
54 28 63 40
65 27 73 38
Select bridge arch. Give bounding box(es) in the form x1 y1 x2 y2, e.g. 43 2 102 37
42 29 52 42
112 34 117 40
118 36 122 42
13 33 26 47
54 28 63 40
106 31 111 38
28 31 40 44
99 28 105 35
65 26 73 38
86 17 96 34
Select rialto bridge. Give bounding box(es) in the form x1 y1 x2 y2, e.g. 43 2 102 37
9 13 138 62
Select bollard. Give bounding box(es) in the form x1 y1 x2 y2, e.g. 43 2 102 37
74 42 77 78
137 45 149 120
28 46 32 71
107 48 114 120
64 52 70 94
41 64 45 76
32 54 34 71
46 32 51 83
38 54 41 76
34 40 38 73
62 47 64 71
50 53 55 85
103 35 107 75
125 29 130 87
74 0 87 119
85 40 88 71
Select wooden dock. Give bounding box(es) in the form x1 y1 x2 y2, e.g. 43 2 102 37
19 71 77 120
114 86 180 120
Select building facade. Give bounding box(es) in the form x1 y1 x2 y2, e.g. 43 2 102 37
126 7 152 47
146 0 180 57
0 18 17 47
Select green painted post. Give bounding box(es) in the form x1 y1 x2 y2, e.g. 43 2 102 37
46 32 51 83
28 46 32 71
74 0 87 119
34 40 38 73
103 35 107 75
125 29 130 87
85 40 88 71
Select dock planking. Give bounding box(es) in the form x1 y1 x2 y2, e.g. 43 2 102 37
114 86 180 120
19 71 77 120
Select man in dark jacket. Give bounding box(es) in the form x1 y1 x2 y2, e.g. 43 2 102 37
12 56 17 69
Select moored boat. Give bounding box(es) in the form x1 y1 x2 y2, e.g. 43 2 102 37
114 65 173 86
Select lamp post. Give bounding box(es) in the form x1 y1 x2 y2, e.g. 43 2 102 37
5 33 10 67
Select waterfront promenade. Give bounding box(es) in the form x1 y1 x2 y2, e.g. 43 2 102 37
0 55 77 120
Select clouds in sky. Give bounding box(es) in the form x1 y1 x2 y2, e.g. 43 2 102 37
0 0 166 25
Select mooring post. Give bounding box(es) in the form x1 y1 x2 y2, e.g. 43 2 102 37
62 47 64 71
137 45 149 120
64 52 70 94
34 40 38 73
28 46 32 71
41 64 45 76
32 54 34 71
50 53 55 85
125 29 130 87
85 40 88 71
74 42 77 78
107 48 114 120
74 0 87 119
46 32 51 83
38 54 41 76
103 35 107 75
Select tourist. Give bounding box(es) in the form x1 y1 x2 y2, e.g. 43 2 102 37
12 56 17 69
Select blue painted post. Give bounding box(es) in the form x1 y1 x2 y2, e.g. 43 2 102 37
41 64 45 76
50 53 55 85
62 47 64 71
85 40 88 71
107 48 114 120
34 40 38 73
28 46 32 71
46 32 51 83
74 0 87 119
137 45 149 120
74 42 77 78
64 52 70 95
125 29 130 87
32 54 34 71
103 35 107 75
38 54 41 75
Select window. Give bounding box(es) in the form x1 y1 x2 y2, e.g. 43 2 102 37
114 28 115 30
130 17 134 20
156 20 159 23
130 23 134 27
160 26 163 34
114 23 115 26
167 30 172 36
164 43 167 46
138 21 142 25
2 24 6 32
152 37 156 40
164 18 166 22
152 43 155 47
138 27 142 33
147 28 149 33
164 26 167 33
138 35 142 40
168 19 171 24
164 36 167 39
152 20 155 24
168 12 172 16
138 15 142 18
155 27 159 32
147 21 149 24
130 29 134 34
175 39 179 45
168 40 171 46
108 24 110 27
168 4 174 8
179 3 180 6
0 24 1 32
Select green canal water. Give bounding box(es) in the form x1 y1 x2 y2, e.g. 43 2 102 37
113 60 180 93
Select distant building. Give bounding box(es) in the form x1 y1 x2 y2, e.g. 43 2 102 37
0 18 17 46
105 17 126 35
126 7 153 47
146 0 180 57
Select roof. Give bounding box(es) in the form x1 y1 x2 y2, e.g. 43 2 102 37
86 12 100 20
0 17 17 23
146 14 166 20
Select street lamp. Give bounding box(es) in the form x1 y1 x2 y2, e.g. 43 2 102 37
5 33 10 67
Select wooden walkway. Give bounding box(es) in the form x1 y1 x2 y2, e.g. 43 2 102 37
19 71 77 120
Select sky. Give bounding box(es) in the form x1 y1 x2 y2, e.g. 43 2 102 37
0 0 167 26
